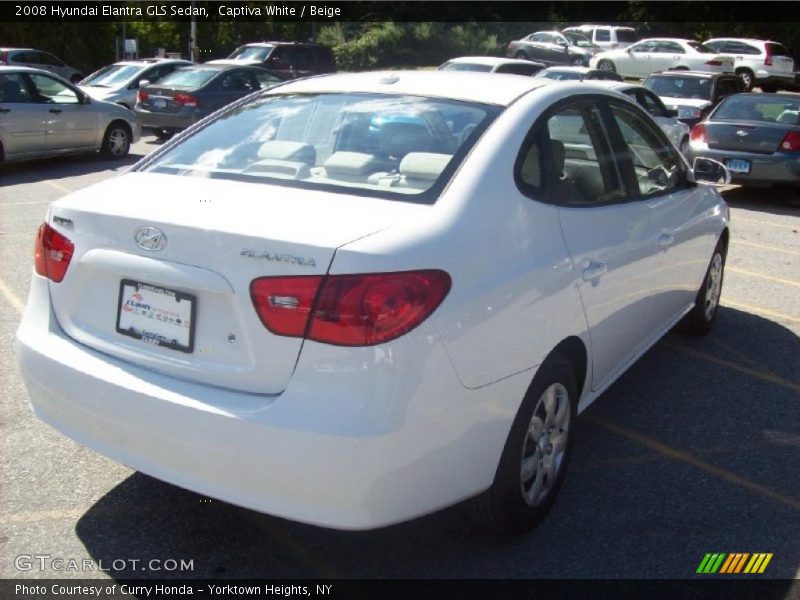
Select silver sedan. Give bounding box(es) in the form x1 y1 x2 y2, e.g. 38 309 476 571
0 66 141 164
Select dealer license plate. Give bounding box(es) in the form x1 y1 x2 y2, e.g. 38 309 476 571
725 159 751 174
116 280 195 353
153 98 167 109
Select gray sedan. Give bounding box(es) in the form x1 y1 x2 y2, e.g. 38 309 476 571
135 64 284 139
686 93 800 189
0 66 141 164
80 58 193 110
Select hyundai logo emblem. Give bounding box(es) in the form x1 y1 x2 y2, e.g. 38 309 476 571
134 226 168 251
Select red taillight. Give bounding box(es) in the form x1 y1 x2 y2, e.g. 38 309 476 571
779 130 800 151
174 93 198 107
250 270 451 346
690 124 707 144
764 45 773 66
34 223 74 283
137 90 149 103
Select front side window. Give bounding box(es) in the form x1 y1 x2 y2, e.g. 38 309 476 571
219 70 257 92
631 41 657 53
655 42 684 54
143 93 498 202
608 103 684 198
27 74 80 104
687 42 715 54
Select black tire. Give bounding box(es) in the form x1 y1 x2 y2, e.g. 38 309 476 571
514 51 528 60
571 56 586 67
761 83 778 93
154 128 174 141
597 59 616 73
677 239 727 335
467 354 578 534
100 121 131 159
736 68 755 92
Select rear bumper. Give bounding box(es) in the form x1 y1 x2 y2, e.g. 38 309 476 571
16 274 528 530
687 145 800 186
754 72 794 86
134 107 199 131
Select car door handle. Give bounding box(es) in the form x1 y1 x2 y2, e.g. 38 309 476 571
582 261 608 282
49 109 62 114
658 233 675 248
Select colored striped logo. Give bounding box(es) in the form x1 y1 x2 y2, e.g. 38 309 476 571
696 553 773 574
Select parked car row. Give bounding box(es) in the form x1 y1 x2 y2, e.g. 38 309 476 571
505 28 796 93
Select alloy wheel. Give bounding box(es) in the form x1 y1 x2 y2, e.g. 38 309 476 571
704 253 723 320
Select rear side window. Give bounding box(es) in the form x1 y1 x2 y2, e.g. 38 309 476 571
517 102 625 205
766 43 790 57
616 29 638 43
495 63 541 76
157 68 218 89
722 41 761 55
0 72 32 102
595 29 611 42
143 93 499 203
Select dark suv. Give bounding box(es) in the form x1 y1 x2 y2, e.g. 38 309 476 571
643 71 744 128
209 42 336 79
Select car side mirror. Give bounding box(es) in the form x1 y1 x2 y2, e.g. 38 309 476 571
138 80 151 89
691 157 730 186
81 94 91 105
666 108 679 118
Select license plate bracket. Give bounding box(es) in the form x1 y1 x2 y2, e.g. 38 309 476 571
725 158 751 174
116 279 196 353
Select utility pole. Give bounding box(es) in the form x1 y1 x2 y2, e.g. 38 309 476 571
189 0 198 61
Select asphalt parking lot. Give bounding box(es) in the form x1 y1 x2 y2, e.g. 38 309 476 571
1 136 798 581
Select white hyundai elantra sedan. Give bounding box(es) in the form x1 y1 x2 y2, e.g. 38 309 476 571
16 71 730 533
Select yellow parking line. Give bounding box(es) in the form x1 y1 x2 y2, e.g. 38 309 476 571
665 341 800 395
45 180 71 194
727 266 800 289
721 299 800 325
587 417 800 512
0 276 24 315
735 216 799 231
736 240 800 257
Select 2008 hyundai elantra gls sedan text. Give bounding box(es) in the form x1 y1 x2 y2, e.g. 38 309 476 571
16 72 731 533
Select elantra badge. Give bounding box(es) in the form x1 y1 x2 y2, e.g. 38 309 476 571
135 226 168 251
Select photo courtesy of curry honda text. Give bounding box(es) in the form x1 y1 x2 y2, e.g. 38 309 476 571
16 72 731 533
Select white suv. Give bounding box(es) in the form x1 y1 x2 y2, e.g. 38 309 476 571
703 38 794 92
563 25 639 49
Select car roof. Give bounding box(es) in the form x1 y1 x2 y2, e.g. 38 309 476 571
564 25 637 31
704 38 773 44
443 56 535 67
268 70 565 106
115 58 192 66
0 65 54 75
578 80 639 91
237 41 324 48
0 47 34 51
646 70 735 79
636 38 696 44
542 66 592 73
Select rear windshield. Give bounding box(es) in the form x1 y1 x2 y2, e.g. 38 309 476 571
438 62 493 72
156 68 219 89
714 95 800 123
644 76 712 100
228 45 273 61
82 64 142 87
616 29 638 43
143 93 500 203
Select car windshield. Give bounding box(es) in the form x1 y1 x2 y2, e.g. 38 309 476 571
687 42 715 54
537 70 583 81
564 32 598 49
438 62 493 72
644 76 712 100
156 68 219 89
228 46 273 61
143 92 499 202
616 29 638 43
714 95 800 123
81 64 142 87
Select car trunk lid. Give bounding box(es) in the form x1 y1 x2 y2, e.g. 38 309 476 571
705 120 794 154
46 172 413 394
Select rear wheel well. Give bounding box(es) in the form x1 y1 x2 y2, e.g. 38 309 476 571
546 336 588 402
719 227 730 254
